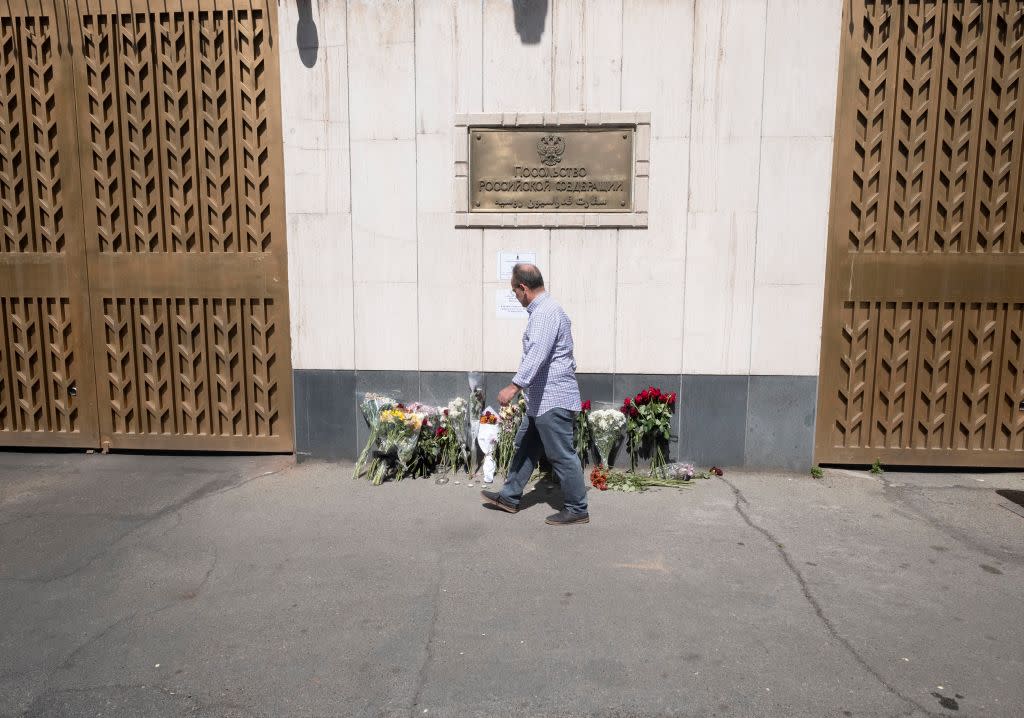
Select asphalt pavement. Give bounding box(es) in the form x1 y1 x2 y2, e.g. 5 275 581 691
1 451 1022 718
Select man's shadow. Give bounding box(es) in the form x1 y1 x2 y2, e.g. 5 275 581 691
488 456 592 512
518 474 565 511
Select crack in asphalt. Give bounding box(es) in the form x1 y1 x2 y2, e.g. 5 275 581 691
0 466 289 586
56 545 219 675
408 550 447 718
5 545 224 718
58 611 141 672
720 477 941 718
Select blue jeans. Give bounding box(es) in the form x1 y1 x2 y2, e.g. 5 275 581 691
498 408 588 515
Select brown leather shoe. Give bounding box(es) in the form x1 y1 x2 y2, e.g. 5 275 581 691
480 490 518 514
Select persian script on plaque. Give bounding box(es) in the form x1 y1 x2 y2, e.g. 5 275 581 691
469 128 634 213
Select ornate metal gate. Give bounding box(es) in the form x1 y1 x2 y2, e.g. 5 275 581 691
0 0 292 452
816 0 1024 467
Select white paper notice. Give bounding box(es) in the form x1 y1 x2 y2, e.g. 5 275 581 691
496 289 528 318
497 251 538 280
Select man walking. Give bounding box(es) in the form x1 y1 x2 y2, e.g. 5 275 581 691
480 263 589 525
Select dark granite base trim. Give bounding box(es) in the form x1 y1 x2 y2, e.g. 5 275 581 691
293 369 818 470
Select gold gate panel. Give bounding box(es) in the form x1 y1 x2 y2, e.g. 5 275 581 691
817 0 1024 467
0 3 100 447
0 1 291 452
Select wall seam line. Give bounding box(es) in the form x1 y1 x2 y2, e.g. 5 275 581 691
680 0 698 377
344 0 357 372
747 0 770 380
743 0 771 457
413 0 421 379
480 0 485 373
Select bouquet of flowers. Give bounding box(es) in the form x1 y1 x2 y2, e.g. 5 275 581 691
365 407 426 485
589 464 696 493
404 404 442 478
496 394 527 478
468 373 485 471
354 393 396 478
477 409 500 483
436 397 470 475
588 408 626 467
620 386 677 477
573 400 592 465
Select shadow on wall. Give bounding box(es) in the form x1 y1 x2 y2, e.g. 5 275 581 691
513 0 548 45
296 0 319 68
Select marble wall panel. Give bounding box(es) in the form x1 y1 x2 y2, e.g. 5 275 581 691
550 230 617 373
350 140 418 284
749 284 824 376
762 0 843 138
354 282 420 370
755 137 832 286
347 0 416 141
287 214 355 370
682 211 756 375
622 0 693 139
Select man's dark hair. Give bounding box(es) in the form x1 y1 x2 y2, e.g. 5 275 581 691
511 263 544 289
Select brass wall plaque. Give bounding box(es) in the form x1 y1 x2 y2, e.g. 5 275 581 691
469 127 634 212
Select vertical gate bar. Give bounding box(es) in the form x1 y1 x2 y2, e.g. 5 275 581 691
110 10 135 254
202 297 216 436
1 301 17 432
996 303 1024 450
886 0 944 253
877 0 905 254
156 9 197 254
905 301 923 449
965 0 997 253
196 295 212 436
929 0 987 254
129 297 143 434
189 5 208 253
240 296 254 436
144 9 169 253
989 302 1010 450
922 0 949 253
0 299 7 431
982 1 1024 253
949 301 966 450
1005 1 1024 254
227 4 242 254
15 16 40 254
58 0 105 446
170 296 187 435
42 298 57 432
30 298 50 431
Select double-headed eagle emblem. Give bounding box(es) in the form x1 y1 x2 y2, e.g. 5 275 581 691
536 134 565 166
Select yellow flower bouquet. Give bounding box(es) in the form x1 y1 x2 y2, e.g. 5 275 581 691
365 407 426 485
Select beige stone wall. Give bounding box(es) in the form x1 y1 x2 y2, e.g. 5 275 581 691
279 0 842 376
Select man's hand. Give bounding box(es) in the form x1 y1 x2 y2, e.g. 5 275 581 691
497 383 520 407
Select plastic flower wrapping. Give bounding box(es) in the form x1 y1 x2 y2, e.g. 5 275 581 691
354 393 397 479
366 408 426 485
496 394 527 478
436 397 470 474
476 408 500 483
587 409 626 467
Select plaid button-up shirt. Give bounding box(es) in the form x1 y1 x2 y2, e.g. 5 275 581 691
512 292 581 417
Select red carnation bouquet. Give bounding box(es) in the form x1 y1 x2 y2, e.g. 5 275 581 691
620 386 677 477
